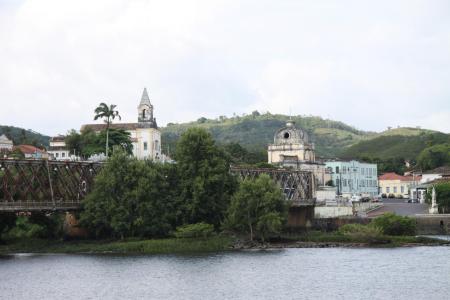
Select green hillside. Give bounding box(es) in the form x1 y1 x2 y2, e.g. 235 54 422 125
161 112 371 158
341 131 450 160
0 125 50 148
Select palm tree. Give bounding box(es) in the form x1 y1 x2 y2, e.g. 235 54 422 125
94 102 121 157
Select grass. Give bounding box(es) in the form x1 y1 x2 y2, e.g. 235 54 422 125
0 236 233 255
277 231 449 247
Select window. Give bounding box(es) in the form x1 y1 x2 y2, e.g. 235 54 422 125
155 140 159 151
336 166 339 174
386 187 390 193
401 186 404 193
143 142 148 151
62 152 65 158
394 186 397 193
55 153 59 158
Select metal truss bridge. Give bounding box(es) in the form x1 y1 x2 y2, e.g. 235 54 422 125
0 159 102 212
230 167 315 206
0 159 315 212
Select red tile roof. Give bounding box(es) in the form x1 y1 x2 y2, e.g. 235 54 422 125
378 172 420 182
81 123 140 132
14 145 46 154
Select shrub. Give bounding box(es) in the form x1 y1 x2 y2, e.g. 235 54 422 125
397 195 403 199
338 224 383 242
388 193 395 198
174 223 215 238
5 216 47 239
371 213 416 236
381 193 387 198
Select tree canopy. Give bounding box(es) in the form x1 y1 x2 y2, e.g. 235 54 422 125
175 128 237 228
224 174 288 241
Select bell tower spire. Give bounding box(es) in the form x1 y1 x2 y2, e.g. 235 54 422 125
137 87 157 128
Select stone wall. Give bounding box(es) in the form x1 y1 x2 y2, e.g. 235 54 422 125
414 214 450 235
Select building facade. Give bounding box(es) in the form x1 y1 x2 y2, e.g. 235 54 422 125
48 135 71 160
268 120 330 186
82 88 161 160
14 145 47 159
0 134 13 152
325 160 378 197
378 172 420 198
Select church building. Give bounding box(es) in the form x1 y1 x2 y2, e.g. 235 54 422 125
82 88 161 160
268 120 330 186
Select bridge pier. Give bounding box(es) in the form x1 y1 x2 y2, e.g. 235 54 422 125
287 205 315 228
63 212 88 239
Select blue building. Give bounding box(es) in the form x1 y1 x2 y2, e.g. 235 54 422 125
325 160 378 197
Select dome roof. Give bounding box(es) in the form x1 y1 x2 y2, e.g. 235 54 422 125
273 121 310 145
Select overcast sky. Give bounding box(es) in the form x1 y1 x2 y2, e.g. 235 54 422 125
0 0 449 136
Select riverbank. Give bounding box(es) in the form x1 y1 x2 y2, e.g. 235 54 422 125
0 236 233 255
1 233 449 255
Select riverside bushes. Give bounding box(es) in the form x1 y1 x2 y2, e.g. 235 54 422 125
371 213 416 236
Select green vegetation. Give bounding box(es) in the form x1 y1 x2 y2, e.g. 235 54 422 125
371 213 416 236
280 231 445 247
0 236 232 255
175 128 237 227
162 112 370 158
224 174 288 241
417 144 450 170
65 128 133 158
80 128 237 239
342 132 450 171
94 102 122 157
0 125 50 147
80 150 177 239
174 223 215 238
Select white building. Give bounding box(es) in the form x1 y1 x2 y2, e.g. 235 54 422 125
267 120 330 186
420 166 450 184
325 160 378 197
0 134 13 152
82 88 162 160
48 135 71 160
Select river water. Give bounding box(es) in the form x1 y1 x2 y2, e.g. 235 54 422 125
1 247 450 300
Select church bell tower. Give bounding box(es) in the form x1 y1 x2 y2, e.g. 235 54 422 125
137 88 157 128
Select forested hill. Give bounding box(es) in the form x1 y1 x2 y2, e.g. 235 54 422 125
0 125 50 147
161 112 374 158
341 128 449 160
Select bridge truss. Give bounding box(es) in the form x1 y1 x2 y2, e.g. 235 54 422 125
230 167 315 205
0 159 102 212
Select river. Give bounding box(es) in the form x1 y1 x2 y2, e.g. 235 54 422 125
1 247 450 300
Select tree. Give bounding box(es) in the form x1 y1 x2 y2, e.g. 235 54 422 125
175 128 237 228
80 150 177 238
65 129 82 156
94 102 121 157
65 128 132 159
417 143 450 171
225 174 288 242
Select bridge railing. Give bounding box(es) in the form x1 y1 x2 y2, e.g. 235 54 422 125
230 166 315 205
0 159 102 211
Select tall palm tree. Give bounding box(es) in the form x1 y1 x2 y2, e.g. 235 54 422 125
94 102 121 157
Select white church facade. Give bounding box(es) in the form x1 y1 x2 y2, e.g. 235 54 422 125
82 88 162 160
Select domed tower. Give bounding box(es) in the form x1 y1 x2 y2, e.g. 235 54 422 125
268 120 315 166
138 88 157 128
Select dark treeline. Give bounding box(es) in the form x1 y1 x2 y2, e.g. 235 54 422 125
79 128 287 240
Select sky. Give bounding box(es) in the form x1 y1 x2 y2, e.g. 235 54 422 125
0 0 449 136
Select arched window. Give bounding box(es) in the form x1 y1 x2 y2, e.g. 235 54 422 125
142 109 146 119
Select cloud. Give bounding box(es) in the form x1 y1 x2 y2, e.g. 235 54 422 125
0 0 449 135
